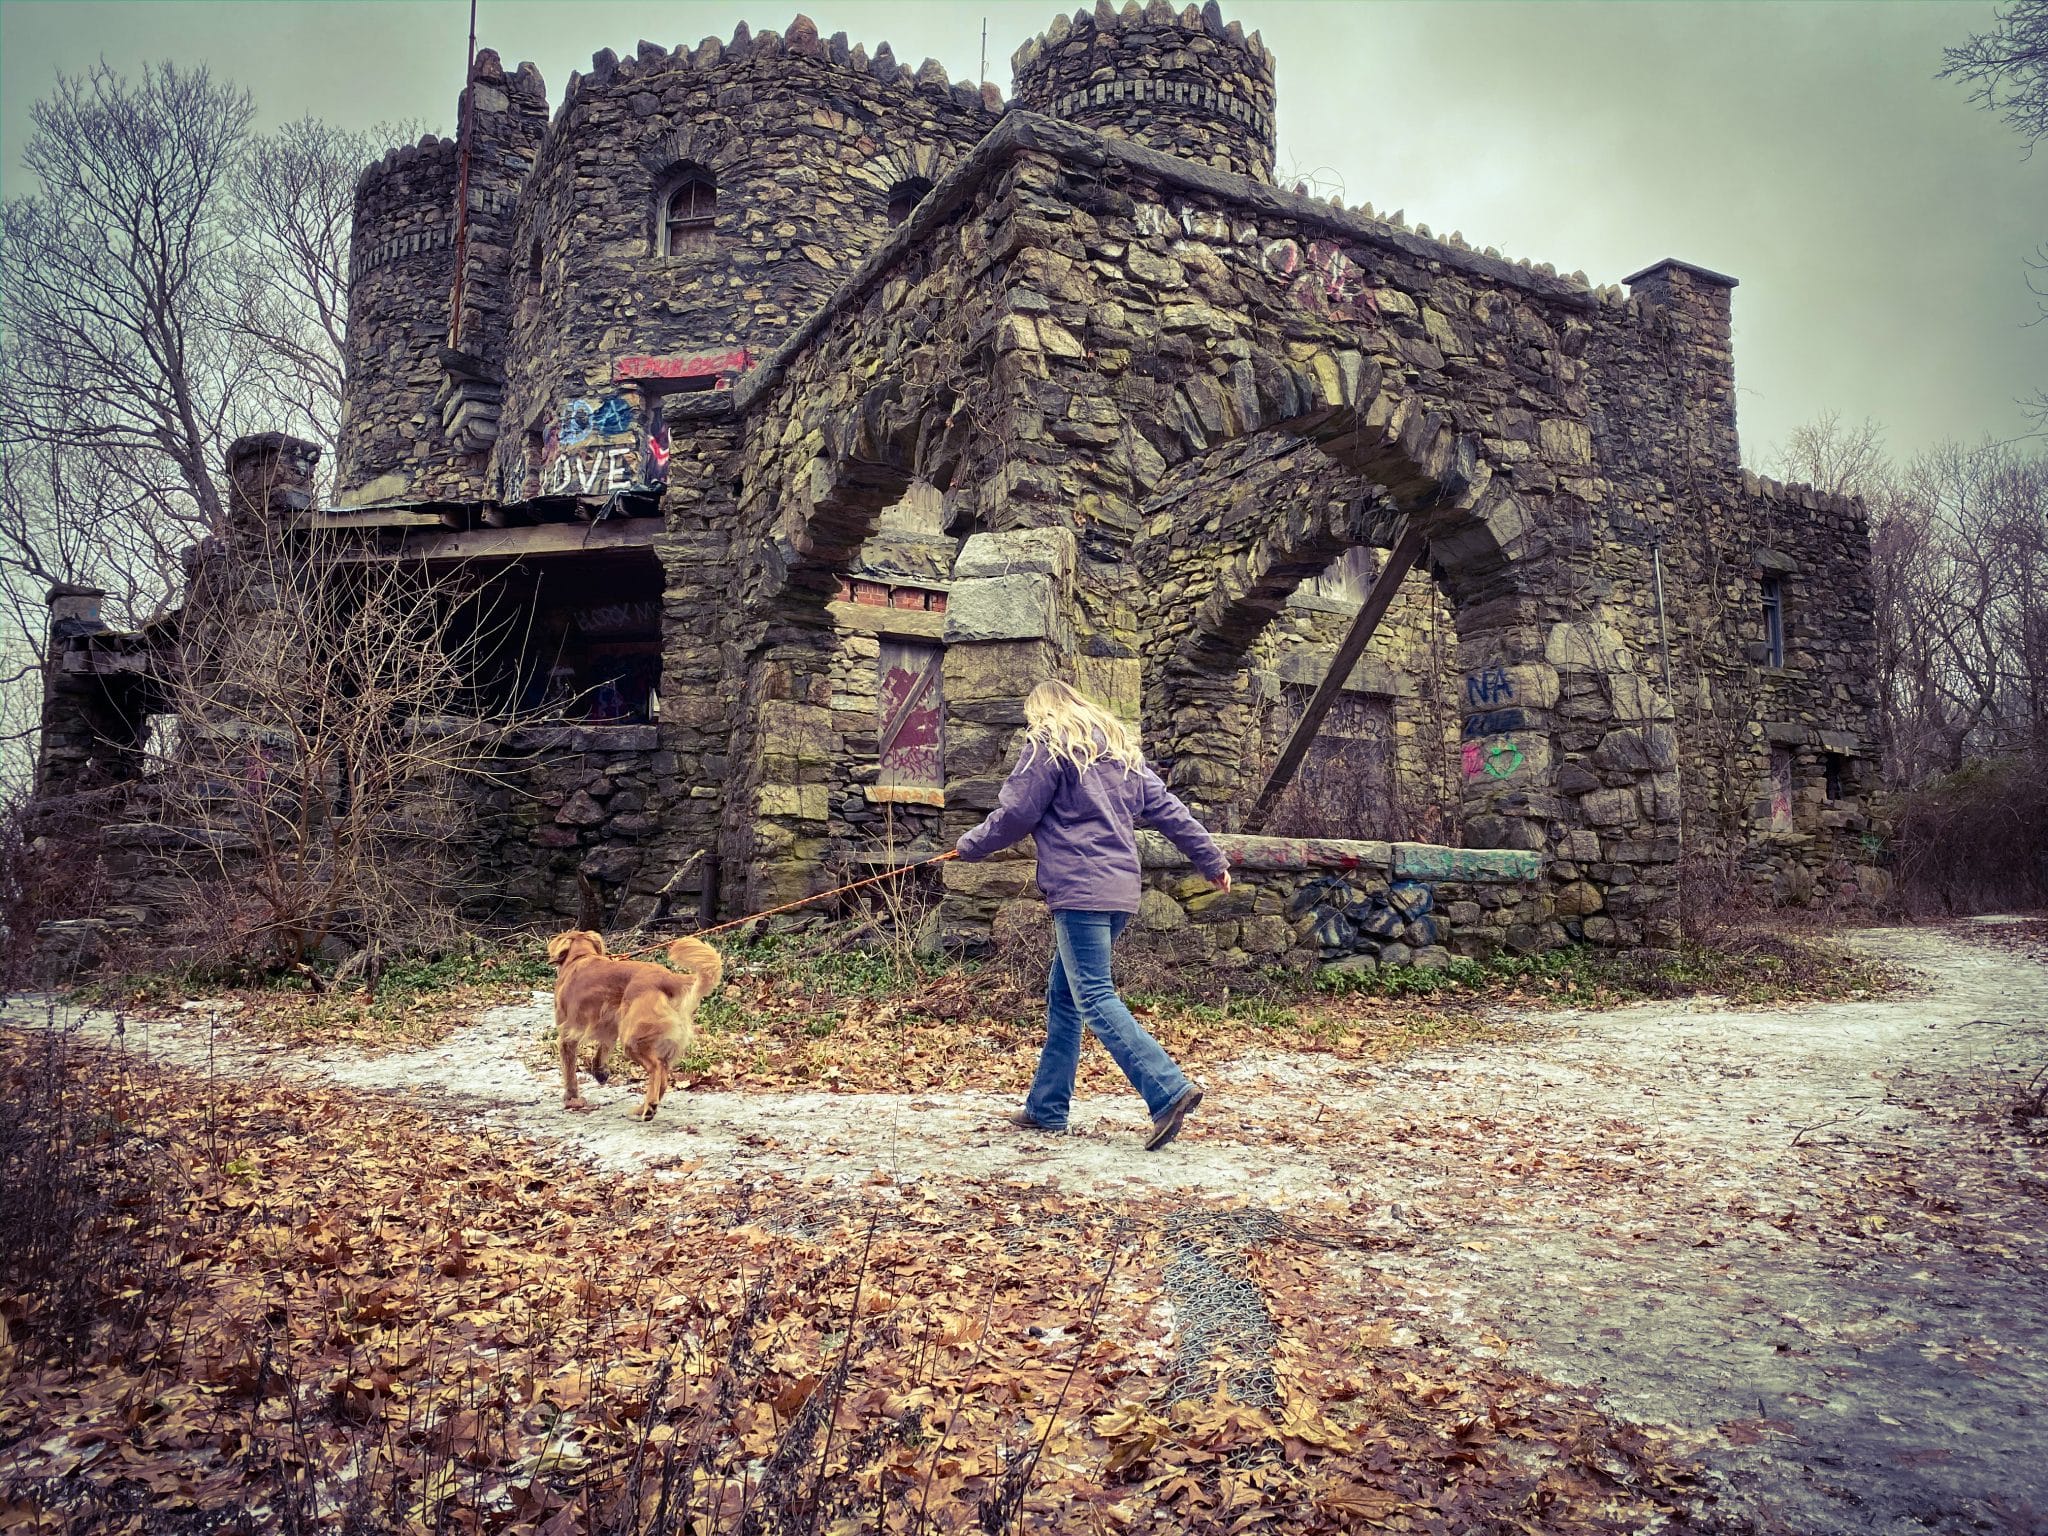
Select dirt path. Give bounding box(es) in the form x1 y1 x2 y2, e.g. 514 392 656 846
8 922 2045 1534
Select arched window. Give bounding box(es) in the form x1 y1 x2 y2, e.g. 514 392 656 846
661 172 717 254
886 176 934 228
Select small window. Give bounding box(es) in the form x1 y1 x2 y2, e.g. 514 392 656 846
1760 575 1784 668
661 174 717 254
1824 753 1847 802
886 176 934 227
528 237 542 277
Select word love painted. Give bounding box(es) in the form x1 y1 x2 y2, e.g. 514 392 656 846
513 393 671 502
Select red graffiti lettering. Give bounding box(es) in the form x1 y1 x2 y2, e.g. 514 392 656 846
613 349 752 381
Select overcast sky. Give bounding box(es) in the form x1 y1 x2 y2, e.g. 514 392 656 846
2 0 2038 469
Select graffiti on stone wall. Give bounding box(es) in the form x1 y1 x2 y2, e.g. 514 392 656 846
1460 667 1523 777
613 348 751 385
1465 665 1513 706
1291 873 1444 960
1461 738 1523 780
1460 708 1525 739
516 392 669 502
1132 201 1377 320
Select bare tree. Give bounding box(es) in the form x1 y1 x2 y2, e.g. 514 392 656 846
1782 416 2048 785
1773 412 1890 499
0 63 400 796
0 61 257 538
1944 0 2048 151
161 523 530 969
227 117 422 481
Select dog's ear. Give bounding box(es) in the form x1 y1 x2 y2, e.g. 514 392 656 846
545 931 578 966
581 930 608 956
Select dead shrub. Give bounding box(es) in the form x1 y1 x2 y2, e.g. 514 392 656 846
1891 753 2048 916
0 789 117 991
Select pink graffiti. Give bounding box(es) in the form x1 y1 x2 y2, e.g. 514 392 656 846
613 348 751 382
1288 239 1377 320
1461 741 1484 779
1260 238 1301 278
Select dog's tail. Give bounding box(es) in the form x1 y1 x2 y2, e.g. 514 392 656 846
666 935 724 1000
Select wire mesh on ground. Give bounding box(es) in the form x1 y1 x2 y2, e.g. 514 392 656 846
1161 1207 1283 1407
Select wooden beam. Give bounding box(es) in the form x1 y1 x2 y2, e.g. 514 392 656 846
1242 522 1428 834
302 508 447 530
327 517 663 563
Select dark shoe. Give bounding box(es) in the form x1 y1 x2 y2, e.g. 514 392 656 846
1145 1086 1203 1151
1011 1109 1066 1134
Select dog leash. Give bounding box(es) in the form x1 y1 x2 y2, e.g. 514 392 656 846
609 849 960 960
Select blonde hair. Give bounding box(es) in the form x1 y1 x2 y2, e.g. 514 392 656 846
1021 680 1144 773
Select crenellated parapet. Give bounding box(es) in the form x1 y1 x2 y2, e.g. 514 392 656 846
348 133 458 287
1011 0 1275 183
486 14 1005 508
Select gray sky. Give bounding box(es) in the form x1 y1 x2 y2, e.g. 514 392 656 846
2 0 2038 468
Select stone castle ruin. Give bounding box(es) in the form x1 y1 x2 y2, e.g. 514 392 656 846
36 3 1884 971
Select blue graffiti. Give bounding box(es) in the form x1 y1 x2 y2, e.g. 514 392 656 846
591 394 634 435
557 399 596 447
1465 665 1514 707
1462 707 1526 739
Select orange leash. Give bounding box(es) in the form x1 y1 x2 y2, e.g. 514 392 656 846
611 849 960 959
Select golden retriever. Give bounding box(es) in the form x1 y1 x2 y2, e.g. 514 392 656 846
545 931 724 1120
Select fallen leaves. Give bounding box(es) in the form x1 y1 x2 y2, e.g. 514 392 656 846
0 1030 1705 1534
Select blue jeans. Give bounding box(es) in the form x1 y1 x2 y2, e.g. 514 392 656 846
1022 910 1192 1129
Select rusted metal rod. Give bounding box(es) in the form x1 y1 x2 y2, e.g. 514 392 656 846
1242 521 1429 833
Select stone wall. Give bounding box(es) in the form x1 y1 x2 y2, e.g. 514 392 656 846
459 724 675 926
1246 559 1462 842
943 830 1545 970
1010 1 1276 183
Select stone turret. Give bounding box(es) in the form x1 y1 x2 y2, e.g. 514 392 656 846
335 133 460 505
1011 0 1276 183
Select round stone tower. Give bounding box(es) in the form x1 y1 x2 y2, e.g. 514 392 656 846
335 133 459 504
1010 0 1276 183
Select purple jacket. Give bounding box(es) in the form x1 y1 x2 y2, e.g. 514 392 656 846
954 743 1228 913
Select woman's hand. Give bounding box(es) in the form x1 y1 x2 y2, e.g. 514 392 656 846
1213 871 1231 893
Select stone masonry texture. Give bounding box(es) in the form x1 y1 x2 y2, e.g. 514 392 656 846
37 6 1884 965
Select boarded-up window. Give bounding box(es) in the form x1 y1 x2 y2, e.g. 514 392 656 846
878 640 942 789
1265 687 1400 840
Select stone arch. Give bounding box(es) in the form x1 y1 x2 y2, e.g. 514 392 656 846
1124 342 1663 918
635 124 742 184
722 376 968 910
850 143 956 206
745 377 964 611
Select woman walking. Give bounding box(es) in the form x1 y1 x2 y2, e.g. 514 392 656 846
954 680 1230 1150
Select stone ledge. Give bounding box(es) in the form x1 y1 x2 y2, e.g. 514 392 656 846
866 784 943 807
828 599 945 640
1392 844 1543 882
1139 830 1389 875
1132 832 1543 883
502 723 660 753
